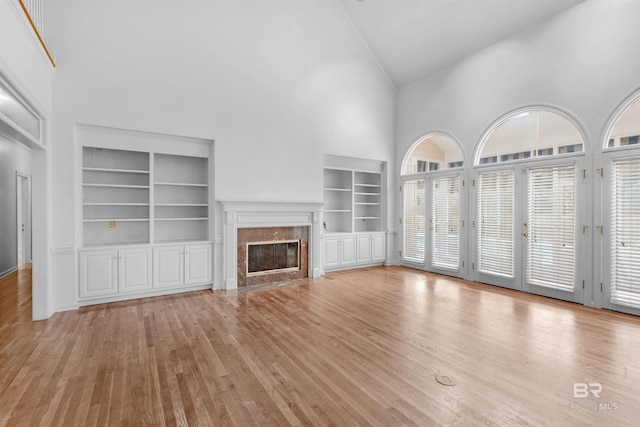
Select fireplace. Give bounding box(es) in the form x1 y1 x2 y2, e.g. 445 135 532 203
247 240 300 275
237 226 308 287
220 201 324 290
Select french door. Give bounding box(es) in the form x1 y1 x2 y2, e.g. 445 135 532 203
474 160 585 303
402 173 462 276
601 154 640 316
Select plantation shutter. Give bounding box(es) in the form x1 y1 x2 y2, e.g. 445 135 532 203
477 171 514 277
432 176 459 269
527 166 575 291
611 158 640 309
403 180 425 262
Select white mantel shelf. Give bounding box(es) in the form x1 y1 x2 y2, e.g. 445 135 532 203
219 201 325 290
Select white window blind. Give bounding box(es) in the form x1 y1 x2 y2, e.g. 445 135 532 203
477 171 514 277
527 166 575 291
403 180 425 262
432 176 459 269
611 158 640 309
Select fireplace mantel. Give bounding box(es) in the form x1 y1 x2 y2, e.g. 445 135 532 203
219 201 324 290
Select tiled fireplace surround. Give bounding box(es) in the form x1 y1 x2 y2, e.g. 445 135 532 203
220 202 324 290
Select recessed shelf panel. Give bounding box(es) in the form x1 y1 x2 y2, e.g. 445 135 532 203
84 204 149 220
83 147 149 172
154 220 208 243
83 221 149 246
154 182 208 188
154 153 208 185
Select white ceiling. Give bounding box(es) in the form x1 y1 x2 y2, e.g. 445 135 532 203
339 0 585 86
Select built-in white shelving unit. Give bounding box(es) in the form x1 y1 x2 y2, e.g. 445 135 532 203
77 124 214 307
322 155 387 272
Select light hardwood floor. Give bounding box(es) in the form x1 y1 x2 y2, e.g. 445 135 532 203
1 265 639 426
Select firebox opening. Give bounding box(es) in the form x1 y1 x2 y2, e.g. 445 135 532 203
247 239 301 276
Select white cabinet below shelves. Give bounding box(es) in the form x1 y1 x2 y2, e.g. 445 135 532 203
79 247 152 298
185 244 213 285
119 248 153 293
323 237 340 269
341 235 357 266
153 243 212 288
79 242 212 305
371 233 386 262
323 233 386 271
79 249 118 298
356 235 372 264
153 246 184 288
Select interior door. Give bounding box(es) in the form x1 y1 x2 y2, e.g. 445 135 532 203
16 173 31 266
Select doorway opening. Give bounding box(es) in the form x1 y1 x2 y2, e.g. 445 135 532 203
16 173 32 267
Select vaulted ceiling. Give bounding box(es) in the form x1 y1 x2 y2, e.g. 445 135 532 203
339 0 585 86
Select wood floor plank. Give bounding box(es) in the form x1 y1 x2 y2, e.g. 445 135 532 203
2 265 640 426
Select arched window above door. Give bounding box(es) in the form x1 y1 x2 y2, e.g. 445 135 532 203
476 109 583 165
606 96 640 149
402 134 464 175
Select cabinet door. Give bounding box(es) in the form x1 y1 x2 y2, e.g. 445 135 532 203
153 245 184 288
79 250 118 298
356 234 372 264
119 248 153 293
341 235 357 265
323 237 340 268
371 234 386 263
185 244 212 285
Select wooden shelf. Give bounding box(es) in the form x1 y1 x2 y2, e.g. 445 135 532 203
83 218 150 223
154 203 208 207
83 167 148 174
83 184 149 189
154 218 207 221
154 182 208 187
84 203 149 206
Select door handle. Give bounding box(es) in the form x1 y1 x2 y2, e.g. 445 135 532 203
523 232 529 237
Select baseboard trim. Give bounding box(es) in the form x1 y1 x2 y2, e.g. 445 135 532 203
0 266 18 279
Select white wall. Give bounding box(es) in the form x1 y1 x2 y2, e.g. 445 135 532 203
0 0 52 112
396 0 640 161
46 1 396 310
0 0 53 320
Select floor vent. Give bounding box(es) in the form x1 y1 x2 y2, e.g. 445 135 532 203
435 374 457 386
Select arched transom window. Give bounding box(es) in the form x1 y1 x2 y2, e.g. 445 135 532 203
606 97 640 149
402 134 463 175
476 110 583 165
